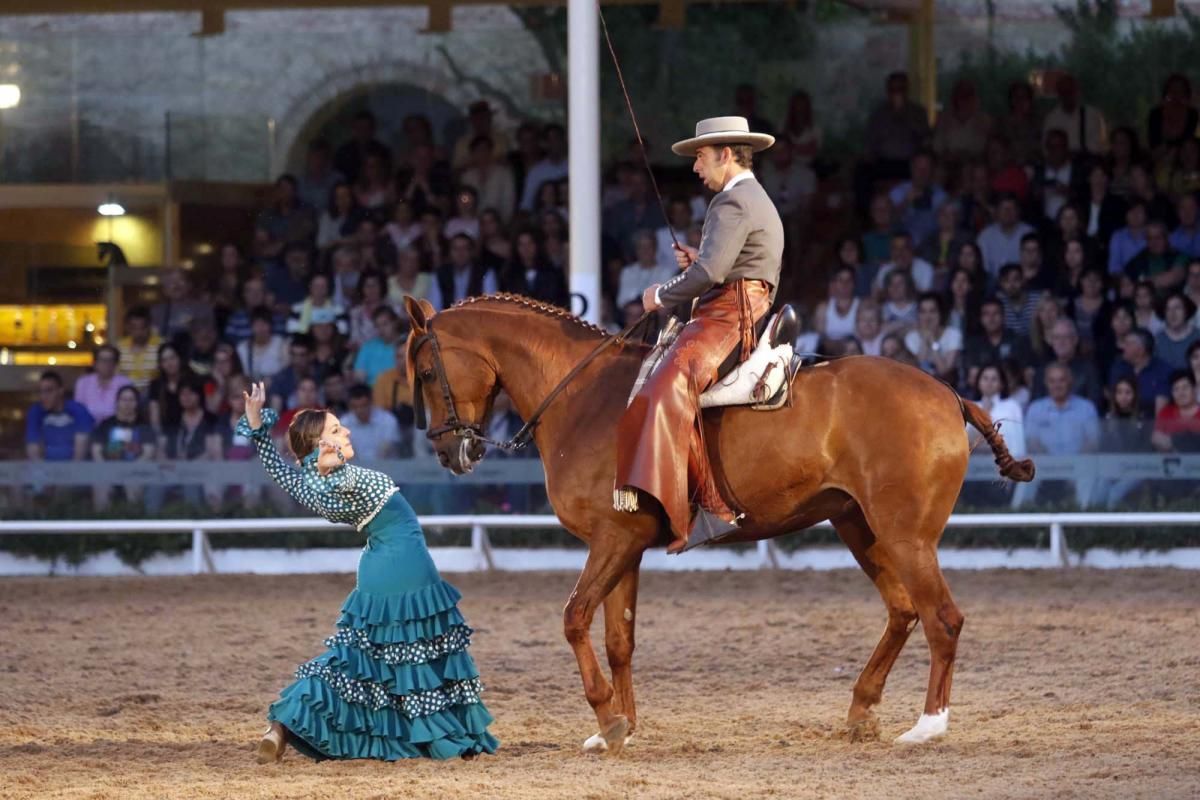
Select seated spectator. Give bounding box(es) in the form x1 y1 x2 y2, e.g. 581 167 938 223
616 230 676 318
1030 129 1082 224
389 247 435 317
994 80 1041 166
344 383 400 460
918 202 970 283
274 377 323 448
976 194 1033 278
1097 377 1152 508
330 242 363 308
310 310 351 378
1109 328 1173 418
813 266 860 346
780 89 822 165
962 298 1033 390
186 318 221 376
431 234 499 310
266 242 315 310
452 100 510 171
237 306 288 383
348 270 392 349
26 371 93 462
1018 233 1054 292
904 292 962 383
73 344 132 423
1125 220 1187 290
317 181 361 253
1133 280 1164 335
760 138 816 223
90 385 156 511
1032 319 1103 408
219 375 261 508
148 342 194 433
384 199 422 254
950 241 987 291
880 269 918 336
1152 370 1200 452
296 138 345 213
354 152 395 211
1160 138 1200 198
828 237 871 299
353 306 404 388
477 209 512 271
854 300 886 356
1028 293 1064 368
253 174 315 262
1148 73 1199 153
856 71 930 214
880 332 919 367
958 161 994 232
151 268 215 344
933 79 991 163
445 185 481 242
874 231 934 294
1185 260 1200 315
604 170 666 263
996 263 1041 337
118 306 162 393
1169 193 1200 259
1043 73 1108 157
888 150 945 248
862 192 897 268
520 123 569 212
268 334 323 412
372 340 415 455
321 372 349 418
150 377 223 512
1094 301 1136 384
287 272 348 336
502 229 569 308
1045 204 1090 277
655 198 693 269
1156 292 1200 370
460 136 516 224
1020 362 1100 507
334 110 390 184
1108 200 1149 275
945 267 980 333
1127 161 1176 228
1079 163 1126 257
963 362 1026 508
223 276 285 344
985 134 1029 204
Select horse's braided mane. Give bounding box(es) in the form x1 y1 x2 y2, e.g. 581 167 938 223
447 293 611 338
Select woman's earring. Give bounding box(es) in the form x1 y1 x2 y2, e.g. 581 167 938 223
335 446 346 464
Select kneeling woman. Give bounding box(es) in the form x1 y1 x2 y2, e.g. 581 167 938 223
239 381 499 762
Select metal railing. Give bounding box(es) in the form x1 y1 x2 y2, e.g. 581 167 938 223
3 512 1200 575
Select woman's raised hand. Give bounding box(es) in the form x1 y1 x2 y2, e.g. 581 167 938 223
243 381 267 430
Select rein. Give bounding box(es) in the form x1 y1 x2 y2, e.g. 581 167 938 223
411 310 653 452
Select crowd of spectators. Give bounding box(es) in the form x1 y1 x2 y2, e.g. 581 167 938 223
21 73 1200 511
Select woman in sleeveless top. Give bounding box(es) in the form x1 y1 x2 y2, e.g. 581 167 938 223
813 265 860 344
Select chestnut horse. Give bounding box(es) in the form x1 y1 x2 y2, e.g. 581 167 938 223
403 294 1033 754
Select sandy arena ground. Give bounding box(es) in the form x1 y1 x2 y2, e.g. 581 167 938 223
1 568 1198 799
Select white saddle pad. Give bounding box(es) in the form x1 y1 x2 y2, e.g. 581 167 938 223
699 326 793 409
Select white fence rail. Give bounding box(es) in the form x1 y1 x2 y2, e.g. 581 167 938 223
3 512 1200 575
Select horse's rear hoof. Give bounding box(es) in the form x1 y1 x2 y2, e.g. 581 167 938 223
600 716 630 757
894 709 949 744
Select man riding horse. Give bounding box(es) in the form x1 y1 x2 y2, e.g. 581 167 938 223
614 116 783 554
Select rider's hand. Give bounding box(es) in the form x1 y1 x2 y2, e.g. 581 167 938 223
243 381 267 430
642 285 662 312
673 242 698 270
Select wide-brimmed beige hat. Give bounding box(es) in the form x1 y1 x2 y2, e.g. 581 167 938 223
671 116 775 156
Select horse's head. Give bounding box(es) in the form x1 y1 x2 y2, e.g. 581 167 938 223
404 296 499 475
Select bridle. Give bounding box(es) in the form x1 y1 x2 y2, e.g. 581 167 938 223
410 310 652 454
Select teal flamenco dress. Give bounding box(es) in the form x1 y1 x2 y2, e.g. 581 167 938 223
238 409 499 760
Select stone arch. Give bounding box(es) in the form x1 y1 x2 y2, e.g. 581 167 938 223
272 59 481 175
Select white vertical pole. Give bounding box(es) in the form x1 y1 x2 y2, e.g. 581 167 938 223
192 528 205 575
568 0 601 324
1049 521 1068 568
471 523 494 571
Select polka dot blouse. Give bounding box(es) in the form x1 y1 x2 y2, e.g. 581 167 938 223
237 408 398 530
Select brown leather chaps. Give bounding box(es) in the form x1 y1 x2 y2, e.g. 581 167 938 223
615 279 773 542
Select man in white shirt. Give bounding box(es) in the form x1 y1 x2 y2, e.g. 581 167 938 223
519 124 569 211
459 135 516 223
873 231 935 293
451 100 510 171
1033 129 1077 223
345 384 400 460
1042 73 1109 157
977 194 1035 278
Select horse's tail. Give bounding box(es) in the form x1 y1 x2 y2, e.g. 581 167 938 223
960 398 1035 482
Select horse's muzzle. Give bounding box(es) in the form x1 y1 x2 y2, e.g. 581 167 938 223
439 435 486 475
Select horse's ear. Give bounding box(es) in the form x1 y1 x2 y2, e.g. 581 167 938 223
404 296 435 332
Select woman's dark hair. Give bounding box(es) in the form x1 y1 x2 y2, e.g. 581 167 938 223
1109 376 1141 418
327 179 355 217
288 408 329 462
835 236 863 266
114 384 143 423
974 362 1010 400
917 290 948 327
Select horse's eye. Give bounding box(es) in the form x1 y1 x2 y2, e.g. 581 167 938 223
420 369 435 381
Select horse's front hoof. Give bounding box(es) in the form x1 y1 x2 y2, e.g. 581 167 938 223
583 730 634 754
846 713 880 742
894 709 949 745
599 716 630 757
